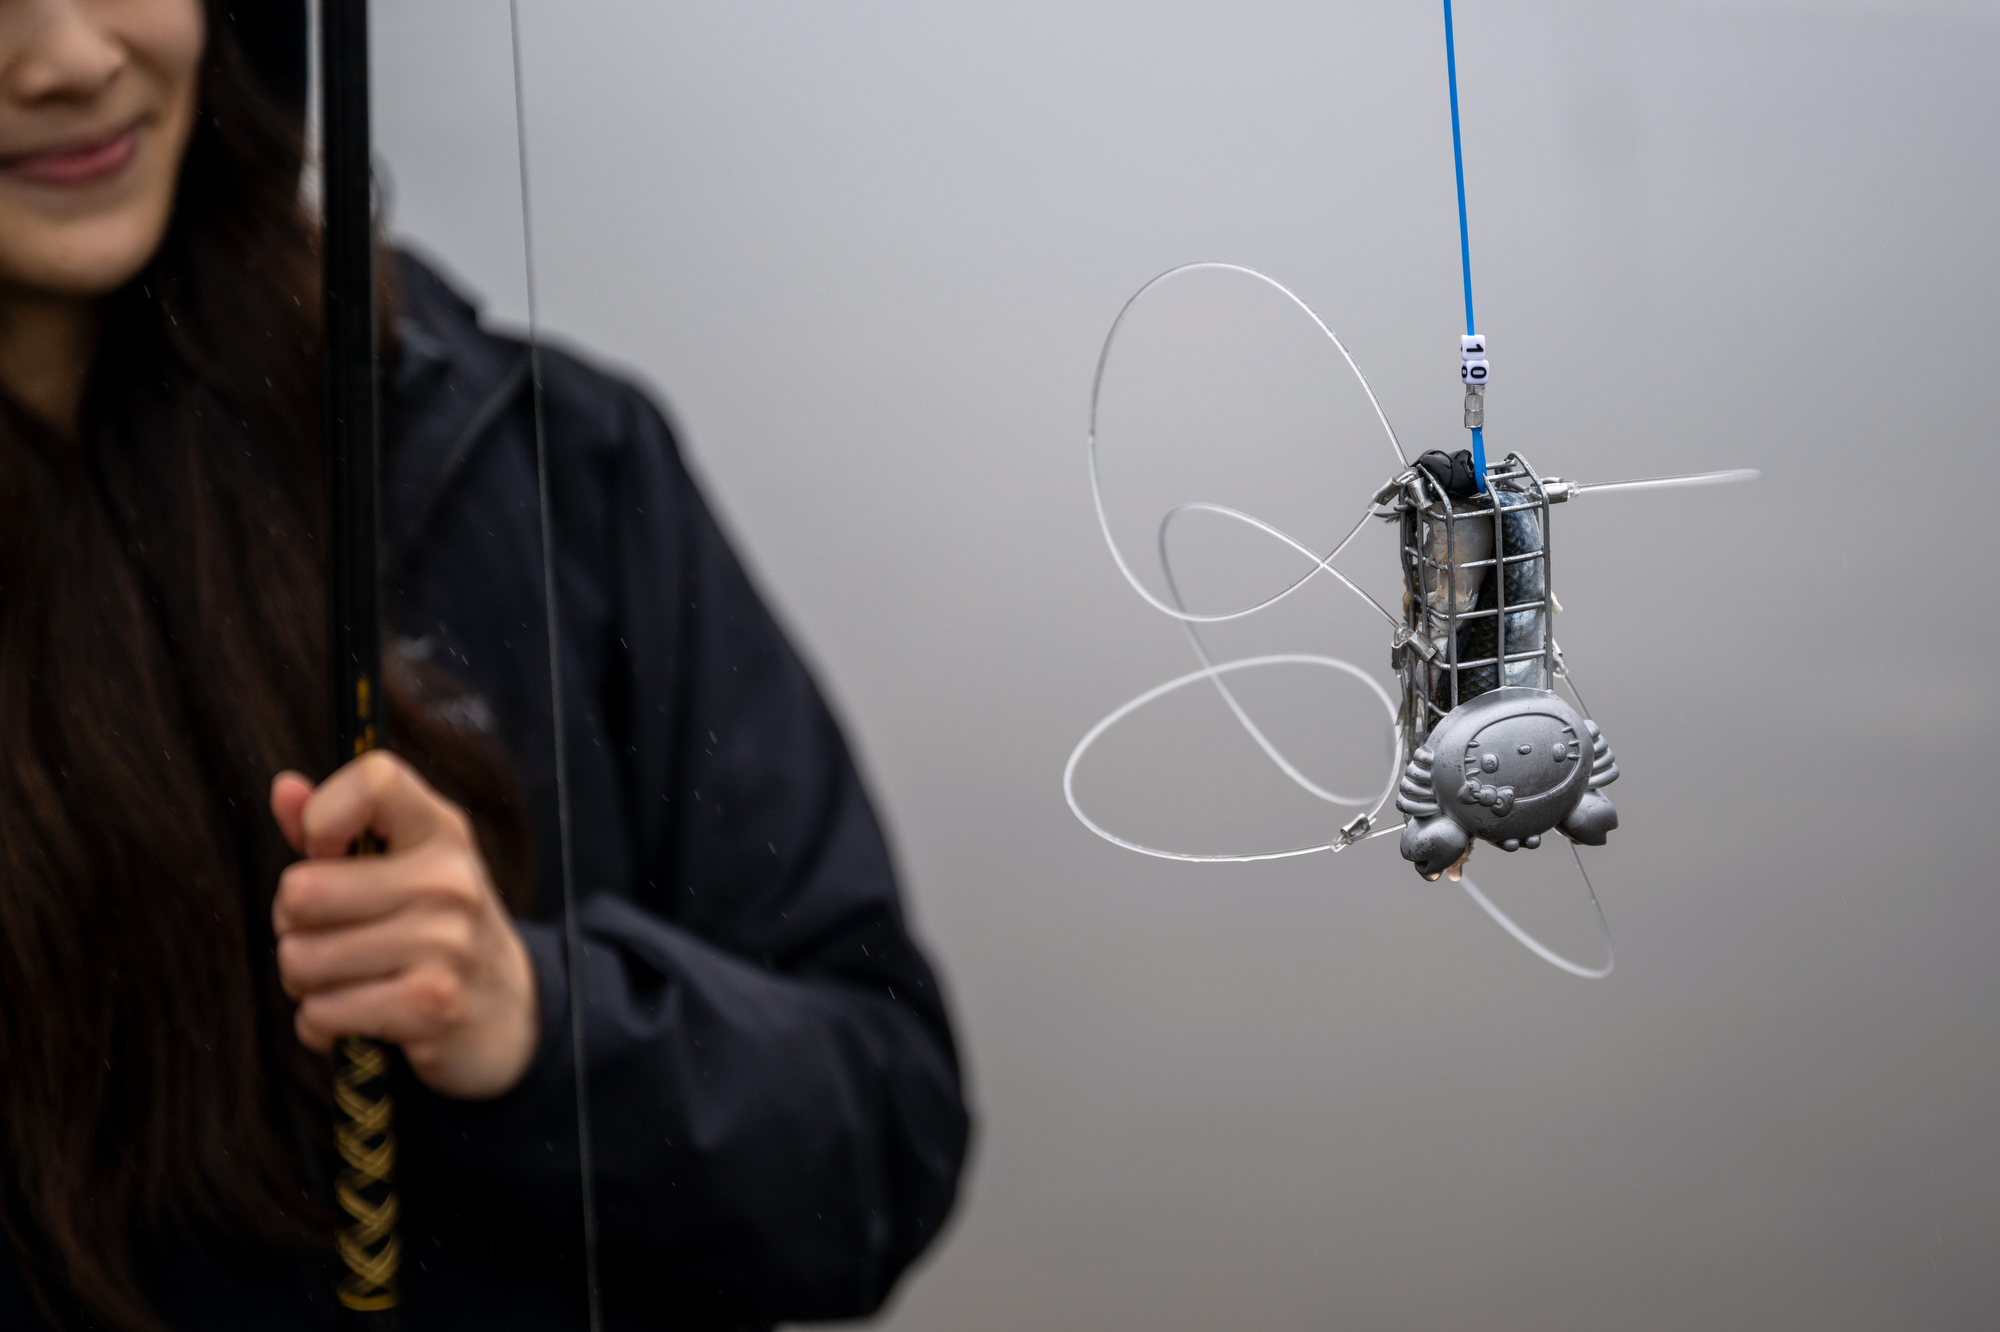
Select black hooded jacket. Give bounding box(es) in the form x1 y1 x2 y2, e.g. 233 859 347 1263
0 255 969 1330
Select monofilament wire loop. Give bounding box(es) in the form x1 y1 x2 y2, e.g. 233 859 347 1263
1457 842 1615 979
1159 502 1389 806
1087 262 1407 628
1063 654 1402 862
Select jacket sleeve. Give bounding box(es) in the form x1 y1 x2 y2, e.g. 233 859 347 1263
426 372 969 1322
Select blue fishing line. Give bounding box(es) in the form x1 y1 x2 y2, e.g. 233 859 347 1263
1442 0 1487 491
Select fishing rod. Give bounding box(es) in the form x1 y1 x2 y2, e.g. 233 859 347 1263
320 0 400 1321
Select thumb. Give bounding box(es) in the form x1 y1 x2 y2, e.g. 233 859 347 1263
270 771 315 855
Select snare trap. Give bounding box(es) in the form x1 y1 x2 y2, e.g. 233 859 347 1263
1064 3 1754 977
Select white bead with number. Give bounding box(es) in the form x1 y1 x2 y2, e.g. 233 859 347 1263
1461 358 1489 383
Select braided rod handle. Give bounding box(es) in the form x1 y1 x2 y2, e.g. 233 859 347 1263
332 779 399 1321
334 1024 399 1315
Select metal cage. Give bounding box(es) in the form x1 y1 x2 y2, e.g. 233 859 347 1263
1391 452 1557 753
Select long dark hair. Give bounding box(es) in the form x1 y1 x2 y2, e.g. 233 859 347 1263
0 11 528 1328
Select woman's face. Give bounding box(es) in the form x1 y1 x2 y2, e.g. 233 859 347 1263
0 0 203 300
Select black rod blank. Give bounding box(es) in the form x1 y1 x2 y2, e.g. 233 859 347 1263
320 0 399 1321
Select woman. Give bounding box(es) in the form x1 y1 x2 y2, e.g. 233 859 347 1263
0 3 969 1329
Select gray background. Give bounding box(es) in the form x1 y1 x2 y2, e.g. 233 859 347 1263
372 2 1999 1327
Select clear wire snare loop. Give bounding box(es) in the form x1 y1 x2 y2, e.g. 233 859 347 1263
1062 654 1403 863
1457 843 1615 980
1159 501 1395 807
1086 262 1407 628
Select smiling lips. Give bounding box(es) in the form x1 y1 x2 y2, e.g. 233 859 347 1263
2 127 138 186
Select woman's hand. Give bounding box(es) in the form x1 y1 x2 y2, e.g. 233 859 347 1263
270 752 538 1101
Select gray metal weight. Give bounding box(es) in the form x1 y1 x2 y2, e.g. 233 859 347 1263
1395 686 1619 880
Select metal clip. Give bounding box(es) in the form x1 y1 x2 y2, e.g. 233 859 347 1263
1334 813 1375 851
1391 624 1439 662
1371 469 1418 509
